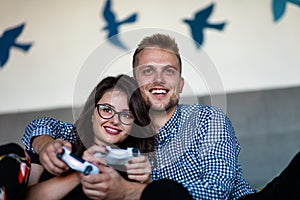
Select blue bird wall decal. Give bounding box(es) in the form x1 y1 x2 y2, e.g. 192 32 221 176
272 0 300 22
183 3 226 48
102 0 138 50
0 23 32 68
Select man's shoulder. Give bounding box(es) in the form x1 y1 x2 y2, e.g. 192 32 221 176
177 104 229 126
178 104 225 115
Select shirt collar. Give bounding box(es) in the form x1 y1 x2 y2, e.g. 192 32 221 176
156 105 181 145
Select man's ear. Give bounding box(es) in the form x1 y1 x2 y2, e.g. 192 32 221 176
179 77 184 93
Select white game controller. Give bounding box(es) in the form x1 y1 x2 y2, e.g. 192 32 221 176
95 146 140 166
57 147 99 175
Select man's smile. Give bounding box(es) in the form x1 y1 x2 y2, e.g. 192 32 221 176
150 88 168 94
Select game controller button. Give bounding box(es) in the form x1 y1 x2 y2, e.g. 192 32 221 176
132 148 140 157
84 165 93 175
56 153 62 159
56 149 65 159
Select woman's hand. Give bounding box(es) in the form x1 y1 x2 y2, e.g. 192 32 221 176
125 155 152 183
82 145 108 167
80 165 127 200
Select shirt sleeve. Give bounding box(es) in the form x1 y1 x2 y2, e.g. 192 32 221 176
186 106 252 199
21 117 77 153
187 134 237 199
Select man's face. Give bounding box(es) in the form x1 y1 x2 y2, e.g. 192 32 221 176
134 47 184 114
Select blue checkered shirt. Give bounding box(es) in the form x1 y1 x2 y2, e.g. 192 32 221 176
21 104 255 199
151 104 255 199
21 118 77 153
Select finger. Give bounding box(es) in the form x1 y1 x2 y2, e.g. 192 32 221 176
128 155 147 164
82 188 105 200
80 170 113 199
83 146 108 165
87 145 108 155
127 167 151 176
80 176 106 199
43 155 65 175
38 139 68 175
50 153 69 171
91 164 118 178
126 157 150 170
83 149 99 164
127 174 150 182
46 141 69 172
82 156 107 169
82 184 107 200
62 140 72 150
53 139 65 152
49 143 69 169
46 154 68 175
40 152 57 174
126 163 146 171
126 161 151 176
80 173 101 184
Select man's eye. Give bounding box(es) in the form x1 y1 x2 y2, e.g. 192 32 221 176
143 68 153 75
165 68 175 75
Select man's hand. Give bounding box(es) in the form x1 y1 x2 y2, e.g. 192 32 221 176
32 135 72 175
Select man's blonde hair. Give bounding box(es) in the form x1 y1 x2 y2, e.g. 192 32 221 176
132 33 182 74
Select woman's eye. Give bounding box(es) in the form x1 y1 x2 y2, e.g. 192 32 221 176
103 108 112 113
121 113 131 119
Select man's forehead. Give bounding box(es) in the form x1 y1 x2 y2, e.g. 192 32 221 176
142 46 175 53
133 47 182 72
134 63 180 72
139 47 178 59
136 63 174 68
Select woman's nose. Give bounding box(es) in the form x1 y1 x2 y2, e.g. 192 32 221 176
110 113 120 124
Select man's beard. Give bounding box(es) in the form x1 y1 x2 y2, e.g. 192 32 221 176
144 94 179 113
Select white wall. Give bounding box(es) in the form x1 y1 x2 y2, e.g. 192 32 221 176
0 0 299 113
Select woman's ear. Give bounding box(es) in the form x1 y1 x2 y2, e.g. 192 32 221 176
91 115 95 123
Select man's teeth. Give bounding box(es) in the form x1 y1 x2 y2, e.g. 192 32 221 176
151 89 167 94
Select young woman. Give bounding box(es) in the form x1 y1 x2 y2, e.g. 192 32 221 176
24 74 155 200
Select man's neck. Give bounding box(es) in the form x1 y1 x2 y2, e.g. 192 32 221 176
149 106 177 132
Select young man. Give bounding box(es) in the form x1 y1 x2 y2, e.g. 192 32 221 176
22 34 255 199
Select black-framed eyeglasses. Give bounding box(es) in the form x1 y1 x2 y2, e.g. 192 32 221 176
96 104 134 125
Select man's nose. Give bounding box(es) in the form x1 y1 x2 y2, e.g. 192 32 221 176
153 71 165 85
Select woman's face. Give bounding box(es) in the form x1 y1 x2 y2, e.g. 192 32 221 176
92 89 133 146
